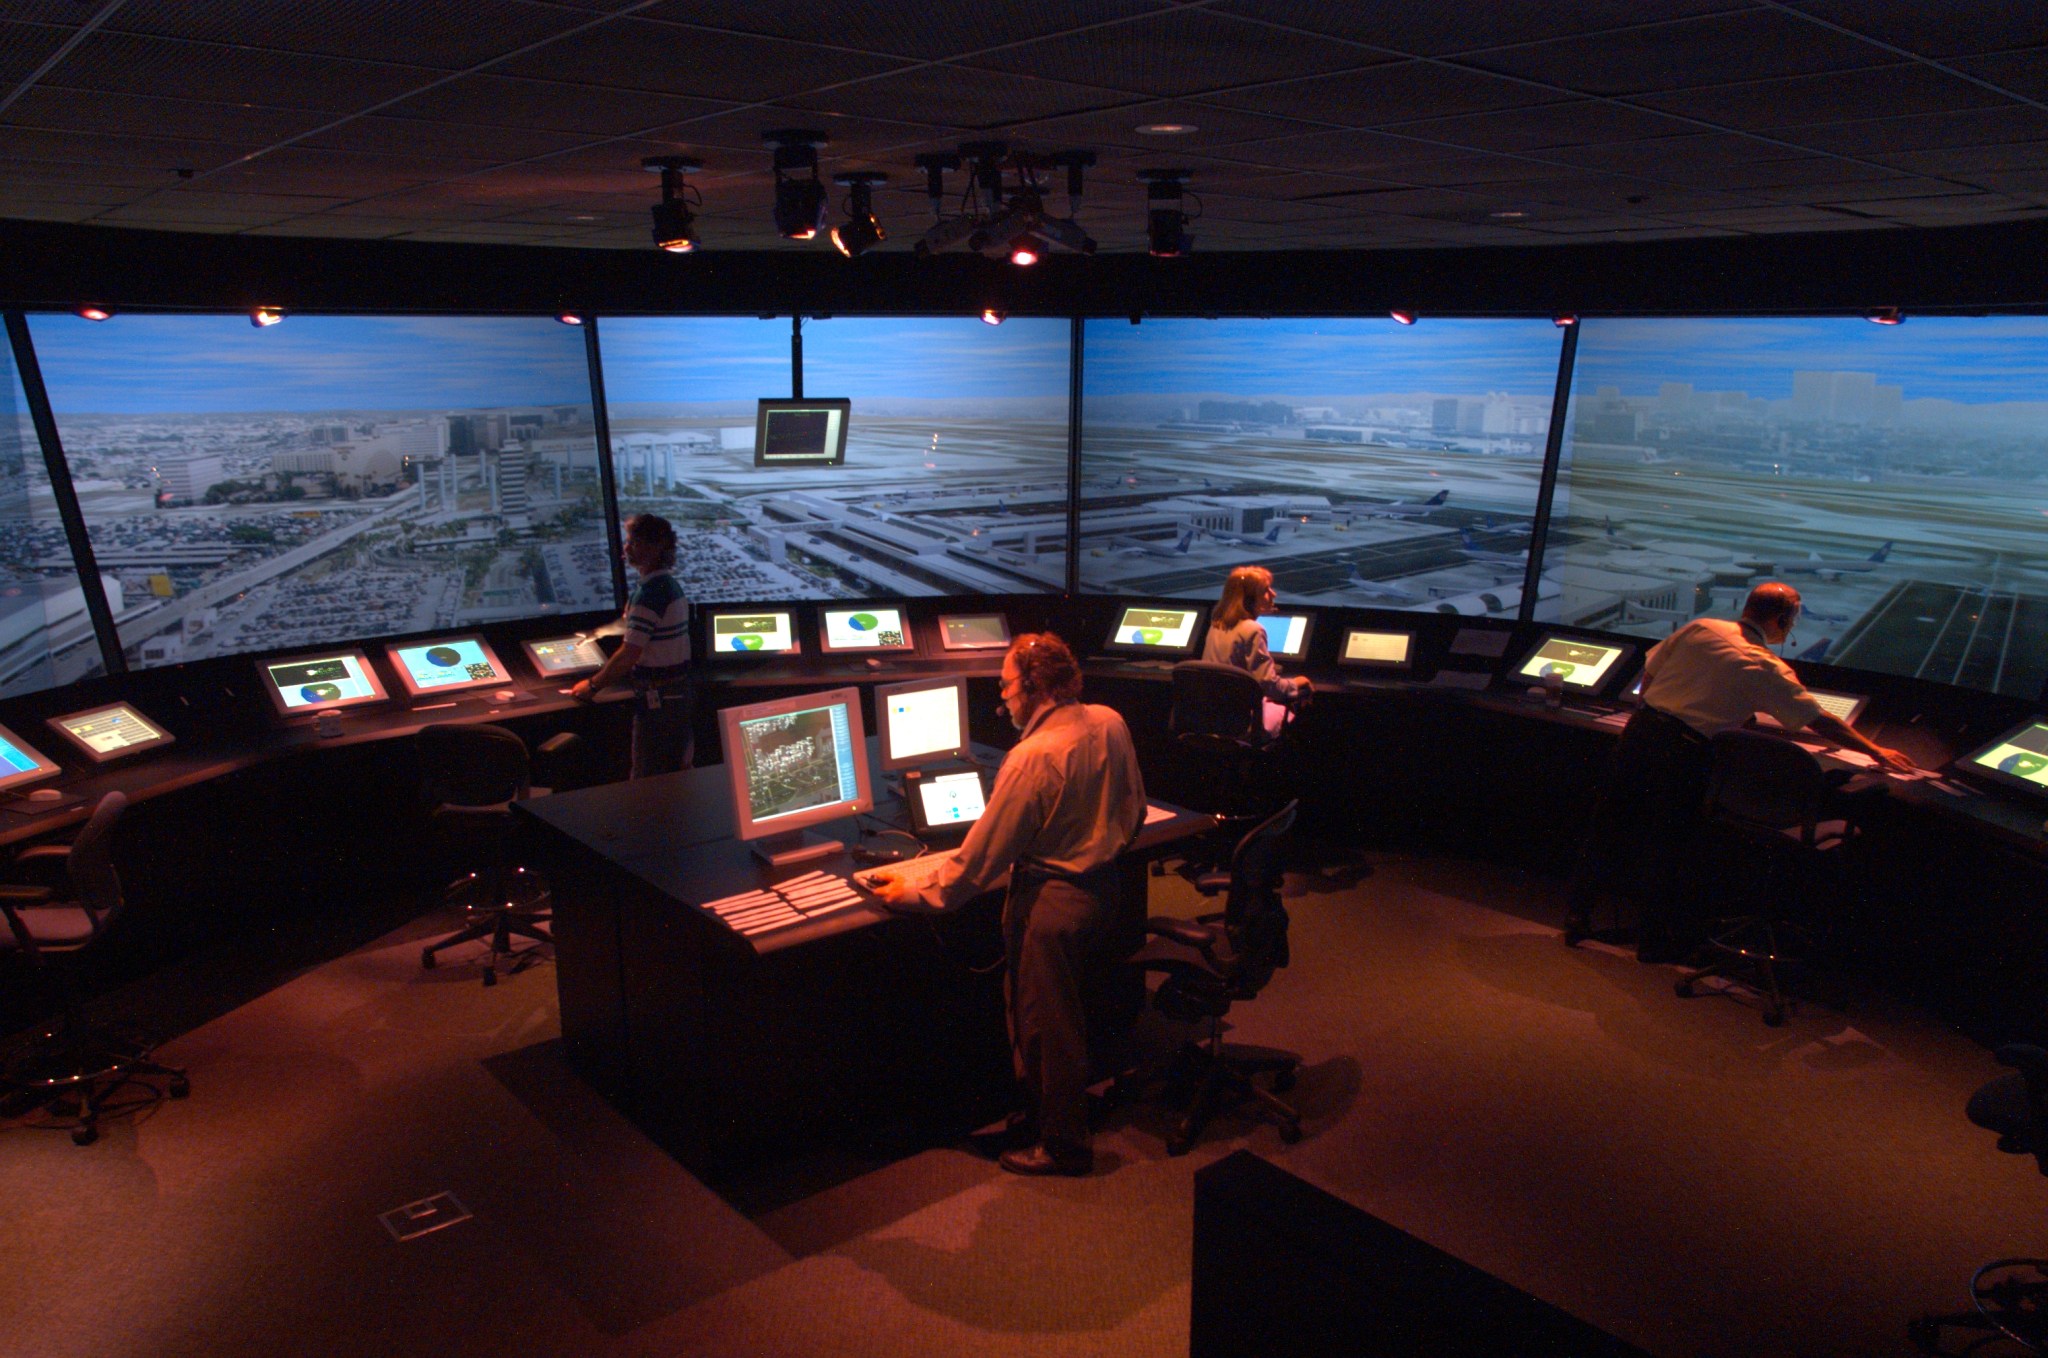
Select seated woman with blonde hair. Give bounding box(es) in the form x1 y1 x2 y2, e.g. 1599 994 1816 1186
1204 564 1310 738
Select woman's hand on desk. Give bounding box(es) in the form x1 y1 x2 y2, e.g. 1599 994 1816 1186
569 679 594 703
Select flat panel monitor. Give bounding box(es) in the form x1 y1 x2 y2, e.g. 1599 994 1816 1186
1257 612 1314 662
1103 604 1205 657
1757 687 1868 729
260 649 390 717
754 397 850 467
876 676 971 772
1513 633 1635 695
705 608 799 656
46 702 174 764
385 634 513 699
718 685 874 865
522 634 607 678
1337 628 1413 670
906 767 989 837
1955 718 2048 802
0 721 62 795
818 604 914 653
938 612 1011 652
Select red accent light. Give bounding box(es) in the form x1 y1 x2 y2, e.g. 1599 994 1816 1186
1865 307 1904 325
250 307 285 328
76 306 113 322
1389 310 1416 326
981 309 1006 325
555 313 584 326
1008 238 1039 267
1553 314 1578 327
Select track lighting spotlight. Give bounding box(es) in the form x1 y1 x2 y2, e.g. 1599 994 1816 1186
250 306 285 328
1007 235 1041 267
766 130 829 241
829 172 888 258
981 308 1006 325
1139 169 1194 258
1389 310 1417 326
642 155 703 253
914 143 1097 262
75 306 113 321
1865 307 1904 325
555 313 584 326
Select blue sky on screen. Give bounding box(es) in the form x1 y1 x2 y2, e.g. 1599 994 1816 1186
26 314 594 414
802 317 1069 399
1572 315 2048 404
596 316 791 404
1083 318 1565 396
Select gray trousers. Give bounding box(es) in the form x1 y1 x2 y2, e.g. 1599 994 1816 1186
1003 866 1117 1148
629 683 694 780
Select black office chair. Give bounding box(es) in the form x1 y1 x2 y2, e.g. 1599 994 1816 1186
1165 660 1290 877
417 724 558 986
0 792 189 1146
1909 1046 2048 1355
1120 799 1303 1155
1674 729 1871 1026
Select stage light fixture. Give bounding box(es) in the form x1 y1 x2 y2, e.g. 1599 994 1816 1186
1553 314 1578 327
914 143 1097 262
1139 169 1194 257
75 306 113 321
766 129 829 241
981 308 1006 325
1389 310 1417 326
1008 235 1040 267
642 155 703 253
829 172 888 258
250 306 285 328
1865 307 1905 325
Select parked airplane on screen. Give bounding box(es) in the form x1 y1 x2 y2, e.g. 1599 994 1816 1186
1780 541 1893 581
1112 528 1197 557
1356 489 1450 519
1210 521 1287 548
1340 568 1423 605
1794 636 1833 662
1457 529 1527 568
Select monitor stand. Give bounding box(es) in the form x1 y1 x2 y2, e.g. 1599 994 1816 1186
750 829 847 867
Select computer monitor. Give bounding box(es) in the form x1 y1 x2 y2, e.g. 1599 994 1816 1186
718 685 874 865
1512 633 1635 695
937 612 1011 652
1336 628 1413 671
259 648 390 718
817 604 915 653
522 634 607 678
905 767 989 837
46 702 174 764
876 676 971 772
0 721 62 795
1257 612 1314 662
754 397 850 467
1757 687 1869 730
1102 604 1205 658
385 634 513 699
704 607 799 656
1955 718 2048 802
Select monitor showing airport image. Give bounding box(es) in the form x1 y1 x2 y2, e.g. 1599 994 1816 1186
260 648 390 716
877 676 971 772
522 634 607 678
1258 613 1314 661
385 635 511 698
754 398 850 467
0 721 61 795
1103 605 1204 656
46 702 174 764
718 686 873 865
1515 634 1634 693
818 605 914 653
1338 629 1413 669
908 768 988 835
1958 720 2048 800
705 608 798 655
938 613 1012 651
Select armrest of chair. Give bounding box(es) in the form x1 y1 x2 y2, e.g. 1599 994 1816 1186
0 883 56 953
1144 916 1219 953
1192 871 1232 896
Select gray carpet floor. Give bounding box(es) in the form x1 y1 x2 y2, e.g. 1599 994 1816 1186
2 852 2036 1357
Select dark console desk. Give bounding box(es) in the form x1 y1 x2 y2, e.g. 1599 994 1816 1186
518 749 1214 1169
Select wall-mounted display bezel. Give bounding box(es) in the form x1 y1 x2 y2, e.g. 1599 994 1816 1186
45 701 175 764
259 648 391 718
384 634 514 699
936 612 1012 652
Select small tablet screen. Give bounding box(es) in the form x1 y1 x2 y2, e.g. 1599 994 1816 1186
262 650 389 715
522 635 607 677
1257 613 1313 661
706 610 798 655
0 722 62 794
1514 634 1633 693
910 769 989 833
1338 629 1413 668
386 635 511 698
938 613 1011 651
47 702 174 763
819 605 914 653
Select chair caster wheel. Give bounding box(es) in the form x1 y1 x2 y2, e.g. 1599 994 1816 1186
1272 1068 1296 1093
421 950 437 970
482 968 497 988
72 1124 97 1147
169 1077 190 1099
1279 1123 1303 1145
1674 978 1694 998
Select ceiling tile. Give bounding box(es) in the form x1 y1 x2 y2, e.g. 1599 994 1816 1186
1947 51 2048 104
1872 140 2048 175
1391 101 1702 153
489 18 911 102
1633 65 2008 131
0 88 332 144
1200 61 1567 128
779 66 1125 131
636 0 1170 62
1458 12 1894 98
300 116 591 162
378 75 738 136
1204 1 1745 59
0 126 258 173
0 20 81 83
1782 106 2048 155
990 100 1314 153
1775 2 2048 59
99 0 602 71
964 9 1382 99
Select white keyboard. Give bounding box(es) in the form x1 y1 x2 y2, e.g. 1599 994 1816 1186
856 849 958 894
702 870 870 939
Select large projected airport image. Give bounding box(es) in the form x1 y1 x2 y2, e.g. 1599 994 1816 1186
1077 318 1559 618
0 355 96 699
1541 316 2048 699
602 316 1071 605
22 314 614 674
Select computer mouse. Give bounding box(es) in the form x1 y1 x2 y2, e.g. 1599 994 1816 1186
27 788 62 803
864 657 883 670
493 689 518 703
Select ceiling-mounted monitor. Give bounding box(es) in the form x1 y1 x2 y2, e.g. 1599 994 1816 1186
755 397 850 467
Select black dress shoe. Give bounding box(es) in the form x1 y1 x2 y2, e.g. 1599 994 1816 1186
967 1112 1037 1158
998 1141 1092 1177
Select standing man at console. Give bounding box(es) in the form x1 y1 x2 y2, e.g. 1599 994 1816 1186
569 513 694 778
1205 565 1311 738
1564 581 1915 961
871 633 1146 1177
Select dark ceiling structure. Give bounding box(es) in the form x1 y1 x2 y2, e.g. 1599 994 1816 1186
4 0 2048 260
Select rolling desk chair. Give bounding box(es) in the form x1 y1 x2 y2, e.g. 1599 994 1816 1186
1909 1045 2048 1355
1674 728 1873 1026
417 724 568 986
1120 799 1303 1155
1165 660 1291 878
0 792 189 1146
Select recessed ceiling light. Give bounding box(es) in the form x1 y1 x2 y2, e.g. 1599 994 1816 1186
1136 123 1197 136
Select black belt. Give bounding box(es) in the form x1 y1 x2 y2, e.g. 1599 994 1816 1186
1636 704 1710 746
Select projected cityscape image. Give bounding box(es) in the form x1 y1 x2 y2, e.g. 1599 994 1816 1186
21 314 611 682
